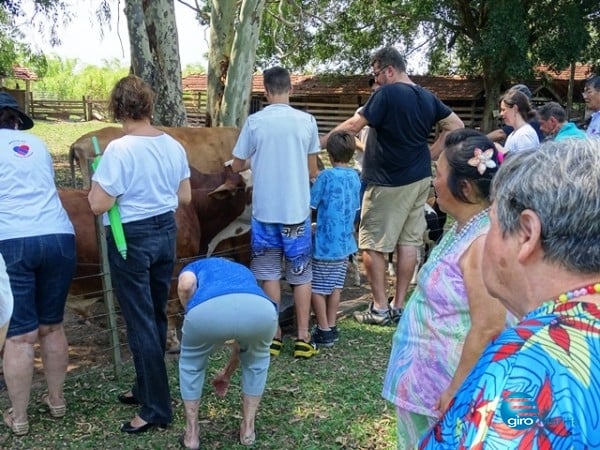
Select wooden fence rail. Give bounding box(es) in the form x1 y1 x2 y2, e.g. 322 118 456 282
29 97 88 121
27 92 492 135
28 92 209 124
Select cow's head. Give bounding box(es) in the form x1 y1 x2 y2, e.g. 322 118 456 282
208 166 252 200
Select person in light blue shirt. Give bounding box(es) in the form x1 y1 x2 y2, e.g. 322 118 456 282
537 101 586 141
583 75 600 138
231 66 321 359
310 131 361 348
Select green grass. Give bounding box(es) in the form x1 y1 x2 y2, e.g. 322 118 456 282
28 120 113 158
27 119 115 187
0 319 397 449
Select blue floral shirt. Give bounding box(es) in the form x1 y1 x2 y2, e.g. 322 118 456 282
418 299 600 449
310 167 360 260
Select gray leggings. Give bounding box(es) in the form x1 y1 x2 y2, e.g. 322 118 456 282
179 293 277 400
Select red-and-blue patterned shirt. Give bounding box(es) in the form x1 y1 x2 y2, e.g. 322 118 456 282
418 299 600 449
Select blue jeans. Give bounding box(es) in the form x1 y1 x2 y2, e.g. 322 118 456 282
108 212 176 425
0 234 76 338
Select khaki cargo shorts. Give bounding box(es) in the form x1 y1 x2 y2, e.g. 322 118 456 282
358 178 430 253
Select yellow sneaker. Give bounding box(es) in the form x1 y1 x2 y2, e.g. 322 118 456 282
293 339 319 359
269 338 283 356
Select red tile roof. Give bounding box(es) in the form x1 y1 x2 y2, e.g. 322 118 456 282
182 73 486 100
182 64 594 102
11 65 38 81
535 63 594 81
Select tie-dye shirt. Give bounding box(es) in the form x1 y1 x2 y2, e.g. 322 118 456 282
382 211 490 417
418 299 600 449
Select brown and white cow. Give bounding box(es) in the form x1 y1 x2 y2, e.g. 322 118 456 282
69 126 241 189
60 166 252 353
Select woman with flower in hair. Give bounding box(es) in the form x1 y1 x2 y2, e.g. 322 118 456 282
382 129 512 448
419 137 600 449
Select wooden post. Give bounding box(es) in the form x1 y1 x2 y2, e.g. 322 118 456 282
82 96 89 121
89 158 122 377
28 91 34 118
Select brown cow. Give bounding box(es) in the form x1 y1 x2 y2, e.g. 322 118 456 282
60 166 252 353
69 126 241 188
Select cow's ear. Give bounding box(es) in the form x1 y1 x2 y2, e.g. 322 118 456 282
208 183 235 200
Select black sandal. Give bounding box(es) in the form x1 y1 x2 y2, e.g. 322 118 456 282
117 392 140 405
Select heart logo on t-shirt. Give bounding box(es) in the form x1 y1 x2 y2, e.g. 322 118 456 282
13 144 30 156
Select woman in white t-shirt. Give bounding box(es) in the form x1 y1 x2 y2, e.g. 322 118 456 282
497 90 540 156
0 92 76 436
88 75 191 434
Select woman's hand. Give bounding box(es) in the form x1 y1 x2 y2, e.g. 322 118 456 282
434 387 455 417
212 340 240 398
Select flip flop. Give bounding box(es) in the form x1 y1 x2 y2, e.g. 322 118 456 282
3 408 29 436
41 393 66 418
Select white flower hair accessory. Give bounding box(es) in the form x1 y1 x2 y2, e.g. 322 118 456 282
468 147 497 175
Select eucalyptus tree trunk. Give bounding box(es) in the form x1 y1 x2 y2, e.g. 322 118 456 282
206 0 236 127
481 72 502 133
219 0 266 127
124 0 187 126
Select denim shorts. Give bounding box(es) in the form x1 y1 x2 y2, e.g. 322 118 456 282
0 234 76 338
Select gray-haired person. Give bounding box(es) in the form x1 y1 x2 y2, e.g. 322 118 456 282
419 138 600 448
583 75 600 137
537 101 586 141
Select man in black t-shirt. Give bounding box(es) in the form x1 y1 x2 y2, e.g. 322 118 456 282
320 46 463 325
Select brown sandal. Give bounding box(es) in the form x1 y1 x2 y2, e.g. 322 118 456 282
3 408 29 436
41 393 66 418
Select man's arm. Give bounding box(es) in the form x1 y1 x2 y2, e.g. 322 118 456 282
231 157 250 173
429 112 464 160
487 128 507 143
319 112 369 149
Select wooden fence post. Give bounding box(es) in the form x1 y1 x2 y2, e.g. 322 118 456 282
89 158 123 377
85 96 92 122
